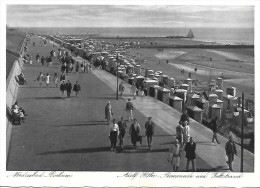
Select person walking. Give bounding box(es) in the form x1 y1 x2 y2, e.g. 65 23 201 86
183 121 190 145
225 135 237 171
129 118 142 149
131 82 137 99
60 73 65 82
60 80 66 99
53 73 59 88
143 82 148 97
36 72 44 87
126 98 134 121
168 138 181 172
66 80 72 98
185 137 196 172
145 116 155 150
41 56 45 66
119 81 125 97
45 73 50 88
75 62 79 74
176 122 184 147
109 119 119 151
73 81 81 98
179 109 190 126
210 116 220 144
118 116 127 149
105 101 113 125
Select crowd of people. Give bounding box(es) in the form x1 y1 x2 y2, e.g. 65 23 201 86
12 35 239 172
105 100 237 172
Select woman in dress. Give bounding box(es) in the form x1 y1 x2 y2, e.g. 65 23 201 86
105 101 113 125
36 72 44 87
45 73 50 88
129 118 142 149
53 73 59 88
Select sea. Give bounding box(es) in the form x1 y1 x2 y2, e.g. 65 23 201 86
16 27 254 45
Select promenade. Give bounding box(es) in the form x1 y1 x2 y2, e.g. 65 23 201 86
7 35 254 172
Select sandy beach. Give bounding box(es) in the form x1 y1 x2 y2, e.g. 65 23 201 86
118 42 254 99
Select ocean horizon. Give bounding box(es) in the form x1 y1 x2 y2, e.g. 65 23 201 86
15 27 254 45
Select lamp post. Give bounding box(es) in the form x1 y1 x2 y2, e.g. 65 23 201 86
116 53 119 100
240 92 244 172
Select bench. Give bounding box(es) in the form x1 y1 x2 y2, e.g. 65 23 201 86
6 106 21 125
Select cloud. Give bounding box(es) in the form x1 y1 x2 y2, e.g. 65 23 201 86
6 5 254 28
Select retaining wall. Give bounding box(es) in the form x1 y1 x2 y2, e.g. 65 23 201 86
6 58 22 159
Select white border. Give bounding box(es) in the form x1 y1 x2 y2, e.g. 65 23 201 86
1 0 259 187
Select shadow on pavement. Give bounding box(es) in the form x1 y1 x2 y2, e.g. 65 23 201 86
196 141 217 146
37 146 111 155
119 148 169 154
88 96 117 100
54 122 108 127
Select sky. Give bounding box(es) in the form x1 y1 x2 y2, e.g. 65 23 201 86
7 5 254 28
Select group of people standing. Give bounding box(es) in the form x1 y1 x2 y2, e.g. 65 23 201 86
106 99 155 152
60 80 81 98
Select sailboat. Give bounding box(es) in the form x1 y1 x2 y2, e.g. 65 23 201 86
187 29 194 38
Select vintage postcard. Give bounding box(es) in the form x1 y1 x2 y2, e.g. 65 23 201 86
1 0 259 187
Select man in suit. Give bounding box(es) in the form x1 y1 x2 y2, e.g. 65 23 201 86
60 80 66 99
66 80 72 98
73 81 81 98
126 98 134 121
225 135 237 171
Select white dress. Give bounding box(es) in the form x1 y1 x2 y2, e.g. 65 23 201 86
46 75 50 84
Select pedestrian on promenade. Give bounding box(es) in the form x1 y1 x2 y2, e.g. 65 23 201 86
176 122 184 147
143 82 148 96
118 116 127 149
129 118 142 149
119 81 125 97
183 121 190 145
89 63 92 73
109 119 119 151
185 137 196 172
60 73 65 82
145 116 155 150
168 138 181 172
53 73 59 88
75 62 79 74
225 135 237 171
66 80 72 98
45 73 50 88
131 82 137 99
60 80 66 99
105 101 113 125
36 72 44 87
73 81 81 98
81 62 84 73
126 98 134 121
179 109 190 126
41 56 45 66
210 116 220 144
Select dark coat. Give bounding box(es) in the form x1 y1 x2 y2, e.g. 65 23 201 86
225 141 237 155
126 101 133 111
60 74 65 81
210 119 218 133
185 142 196 160
66 82 72 91
60 83 66 91
179 113 190 125
145 121 155 136
73 84 81 92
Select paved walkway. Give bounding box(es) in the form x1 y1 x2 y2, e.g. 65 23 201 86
7 35 254 172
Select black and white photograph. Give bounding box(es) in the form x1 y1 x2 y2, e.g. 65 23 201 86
1 0 260 187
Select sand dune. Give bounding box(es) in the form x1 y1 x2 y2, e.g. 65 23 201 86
210 50 254 63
